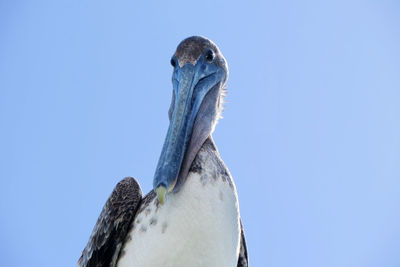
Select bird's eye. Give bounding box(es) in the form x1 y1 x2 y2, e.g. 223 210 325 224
205 50 214 62
170 58 176 67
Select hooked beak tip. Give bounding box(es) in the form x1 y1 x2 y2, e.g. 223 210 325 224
156 185 167 205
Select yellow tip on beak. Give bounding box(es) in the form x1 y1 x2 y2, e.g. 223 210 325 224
156 186 167 205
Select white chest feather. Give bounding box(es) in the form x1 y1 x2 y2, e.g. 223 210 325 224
117 163 240 267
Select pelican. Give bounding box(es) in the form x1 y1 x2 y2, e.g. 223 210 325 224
78 36 248 267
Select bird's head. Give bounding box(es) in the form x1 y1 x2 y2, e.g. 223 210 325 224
153 36 228 204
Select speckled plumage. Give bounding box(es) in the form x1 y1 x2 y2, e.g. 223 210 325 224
79 139 248 267
78 178 142 267
79 36 248 267
117 137 243 267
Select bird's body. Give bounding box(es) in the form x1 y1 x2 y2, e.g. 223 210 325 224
79 36 248 267
118 139 240 267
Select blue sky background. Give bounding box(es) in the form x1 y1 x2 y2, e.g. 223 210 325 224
1 1 399 266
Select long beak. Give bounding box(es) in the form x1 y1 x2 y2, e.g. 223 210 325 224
153 56 226 205
153 63 199 204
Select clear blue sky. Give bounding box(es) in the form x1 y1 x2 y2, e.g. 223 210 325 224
1 1 399 266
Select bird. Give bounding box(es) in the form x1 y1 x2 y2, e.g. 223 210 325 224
78 36 248 267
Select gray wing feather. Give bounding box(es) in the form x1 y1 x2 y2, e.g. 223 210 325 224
78 177 142 267
237 219 249 267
